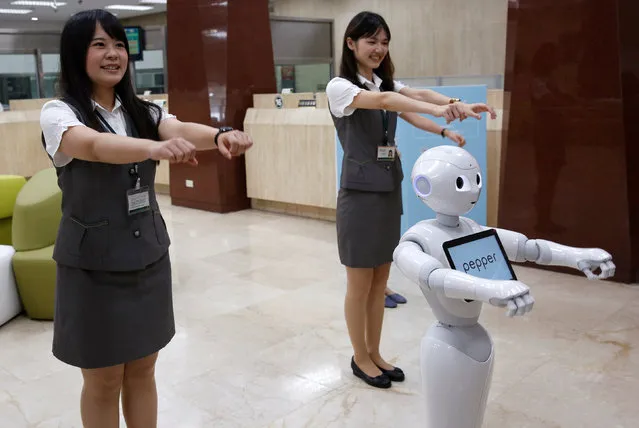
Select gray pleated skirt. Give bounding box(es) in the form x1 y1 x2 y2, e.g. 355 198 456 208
336 185 403 268
52 251 175 369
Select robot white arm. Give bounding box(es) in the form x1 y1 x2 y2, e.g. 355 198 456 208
393 236 534 317
490 227 616 280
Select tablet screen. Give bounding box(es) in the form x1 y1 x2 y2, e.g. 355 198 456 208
443 230 516 281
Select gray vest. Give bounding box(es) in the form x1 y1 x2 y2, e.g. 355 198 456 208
331 101 404 192
48 102 170 272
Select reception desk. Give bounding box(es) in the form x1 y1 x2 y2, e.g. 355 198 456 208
0 110 52 178
244 93 337 220
243 90 506 226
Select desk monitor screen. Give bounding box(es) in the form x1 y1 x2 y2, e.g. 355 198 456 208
442 229 517 281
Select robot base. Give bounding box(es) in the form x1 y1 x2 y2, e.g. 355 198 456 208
421 322 494 428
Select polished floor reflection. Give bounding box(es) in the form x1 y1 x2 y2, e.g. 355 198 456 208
1 195 638 427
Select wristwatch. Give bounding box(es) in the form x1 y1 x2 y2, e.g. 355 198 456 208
449 98 461 104
214 126 234 146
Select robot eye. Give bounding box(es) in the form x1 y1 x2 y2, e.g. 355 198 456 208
476 172 482 188
455 175 470 192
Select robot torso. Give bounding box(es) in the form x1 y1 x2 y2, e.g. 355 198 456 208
400 216 486 326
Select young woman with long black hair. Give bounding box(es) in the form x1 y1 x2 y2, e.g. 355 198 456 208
326 11 496 389
40 9 252 427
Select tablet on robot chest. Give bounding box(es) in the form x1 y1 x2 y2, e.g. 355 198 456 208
443 229 517 281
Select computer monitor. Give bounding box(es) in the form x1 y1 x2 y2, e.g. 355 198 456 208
442 229 517 281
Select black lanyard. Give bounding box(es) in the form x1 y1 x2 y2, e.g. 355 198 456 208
95 109 141 188
95 109 117 134
381 110 389 145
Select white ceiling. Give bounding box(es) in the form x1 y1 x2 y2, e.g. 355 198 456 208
0 0 166 29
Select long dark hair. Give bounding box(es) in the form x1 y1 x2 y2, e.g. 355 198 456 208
339 11 395 92
58 9 160 140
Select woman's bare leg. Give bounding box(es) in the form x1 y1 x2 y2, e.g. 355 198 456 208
344 266 382 376
80 364 125 428
366 263 395 370
121 352 159 428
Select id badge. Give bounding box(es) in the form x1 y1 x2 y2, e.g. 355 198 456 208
127 186 151 215
377 146 396 161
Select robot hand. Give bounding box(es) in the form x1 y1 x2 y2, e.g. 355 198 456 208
475 279 535 317
532 240 616 280
430 268 535 317
576 249 616 280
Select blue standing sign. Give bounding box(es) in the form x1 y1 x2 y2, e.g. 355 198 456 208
335 85 488 235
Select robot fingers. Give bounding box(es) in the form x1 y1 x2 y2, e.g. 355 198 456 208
601 261 616 279
514 297 526 316
506 300 518 317
522 293 535 313
582 267 598 280
505 293 535 317
581 260 616 280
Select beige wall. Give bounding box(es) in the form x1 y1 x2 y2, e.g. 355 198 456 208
119 12 167 27
272 0 508 78
120 1 508 78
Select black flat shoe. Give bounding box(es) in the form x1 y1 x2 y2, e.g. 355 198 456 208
376 364 405 382
351 357 391 389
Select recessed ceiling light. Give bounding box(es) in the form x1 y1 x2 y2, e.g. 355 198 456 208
105 5 154 11
31 16 38 20
11 1 67 6
0 8 32 14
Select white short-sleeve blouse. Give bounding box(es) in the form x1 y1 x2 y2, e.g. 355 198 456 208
325 73 407 118
40 97 175 167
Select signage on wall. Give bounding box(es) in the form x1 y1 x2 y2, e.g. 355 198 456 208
298 99 316 107
124 26 146 62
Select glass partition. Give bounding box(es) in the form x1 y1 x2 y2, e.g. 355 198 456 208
134 49 166 94
275 63 331 93
42 53 60 98
0 53 37 109
398 75 504 90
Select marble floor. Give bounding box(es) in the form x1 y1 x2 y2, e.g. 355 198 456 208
1 195 638 427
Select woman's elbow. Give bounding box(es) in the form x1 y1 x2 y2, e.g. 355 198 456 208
379 92 393 111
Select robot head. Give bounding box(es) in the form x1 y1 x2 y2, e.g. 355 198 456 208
411 146 482 216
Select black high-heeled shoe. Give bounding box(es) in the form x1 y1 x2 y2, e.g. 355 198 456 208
376 364 405 382
351 357 391 389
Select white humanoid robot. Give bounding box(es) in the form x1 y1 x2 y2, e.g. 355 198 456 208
393 145 615 428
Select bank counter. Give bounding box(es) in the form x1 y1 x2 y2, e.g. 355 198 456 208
243 90 506 227
243 92 338 221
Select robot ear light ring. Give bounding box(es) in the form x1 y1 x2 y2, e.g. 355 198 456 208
393 145 615 427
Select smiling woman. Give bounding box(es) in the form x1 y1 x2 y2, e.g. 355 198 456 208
38 8 253 428
325 10 497 391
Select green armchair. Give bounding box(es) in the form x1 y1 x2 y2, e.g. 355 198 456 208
0 175 27 245
11 168 62 320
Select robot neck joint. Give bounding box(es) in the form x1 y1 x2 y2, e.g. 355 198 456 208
436 213 460 228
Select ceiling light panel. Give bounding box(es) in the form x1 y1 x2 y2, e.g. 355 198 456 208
0 8 32 14
11 1 67 6
105 5 154 11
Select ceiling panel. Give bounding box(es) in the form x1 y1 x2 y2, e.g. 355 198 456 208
0 0 166 29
